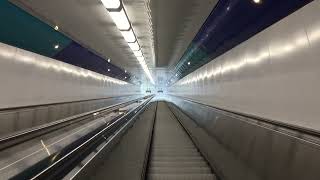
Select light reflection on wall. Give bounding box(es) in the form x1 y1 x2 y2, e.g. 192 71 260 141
0 42 127 85
176 25 320 86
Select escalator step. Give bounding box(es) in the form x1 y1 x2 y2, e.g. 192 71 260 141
147 174 217 180
152 152 200 156
148 167 212 174
152 152 199 156
149 161 209 167
151 156 204 160
152 148 197 150
152 147 196 149
147 102 216 180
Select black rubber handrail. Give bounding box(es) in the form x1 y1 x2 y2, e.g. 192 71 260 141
68 98 157 180
0 94 142 112
142 102 158 180
169 95 320 139
0 95 152 150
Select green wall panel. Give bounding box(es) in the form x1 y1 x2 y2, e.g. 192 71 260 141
0 0 71 57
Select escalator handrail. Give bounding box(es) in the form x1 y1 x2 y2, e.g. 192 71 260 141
0 95 152 150
29 96 154 179
169 95 320 140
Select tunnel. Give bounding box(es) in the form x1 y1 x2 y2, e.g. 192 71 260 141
0 0 320 179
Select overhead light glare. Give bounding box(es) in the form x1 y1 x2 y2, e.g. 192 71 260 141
134 50 143 57
107 59 111 63
253 0 262 4
121 29 136 42
128 42 140 51
54 44 59 49
109 9 130 30
54 25 59 31
188 61 191 65
101 0 121 9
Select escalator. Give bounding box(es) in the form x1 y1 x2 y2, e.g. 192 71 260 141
7 99 319 180
35 101 217 180
146 102 216 180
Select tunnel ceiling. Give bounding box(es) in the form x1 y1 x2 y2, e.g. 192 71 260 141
8 0 312 87
0 1 132 82
10 0 149 82
9 0 217 84
149 0 217 67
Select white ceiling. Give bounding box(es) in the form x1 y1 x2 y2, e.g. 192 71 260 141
150 0 217 68
10 0 217 84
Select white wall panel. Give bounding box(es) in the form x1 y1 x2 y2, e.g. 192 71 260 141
0 42 140 109
169 1 320 132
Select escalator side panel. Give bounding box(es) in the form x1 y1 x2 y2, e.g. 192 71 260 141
74 102 157 180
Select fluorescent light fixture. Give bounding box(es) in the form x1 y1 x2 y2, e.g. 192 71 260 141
139 62 154 84
128 41 140 51
137 56 154 84
101 0 121 9
121 29 136 42
104 0 154 84
109 9 130 30
134 50 143 57
137 56 145 62
140 63 147 69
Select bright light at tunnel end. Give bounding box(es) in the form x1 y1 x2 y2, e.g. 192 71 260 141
102 0 154 84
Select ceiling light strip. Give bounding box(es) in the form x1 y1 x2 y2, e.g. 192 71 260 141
145 0 156 66
102 0 154 84
128 41 140 51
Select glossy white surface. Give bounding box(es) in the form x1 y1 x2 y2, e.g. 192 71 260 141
169 1 320 131
0 42 140 109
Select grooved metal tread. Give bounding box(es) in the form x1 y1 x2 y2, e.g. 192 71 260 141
147 174 216 180
147 102 216 180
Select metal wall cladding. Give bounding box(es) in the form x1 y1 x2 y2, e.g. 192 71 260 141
169 1 320 132
167 97 320 180
0 95 142 137
0 42 141 109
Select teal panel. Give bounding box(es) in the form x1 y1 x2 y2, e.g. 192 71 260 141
0 0 71 57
